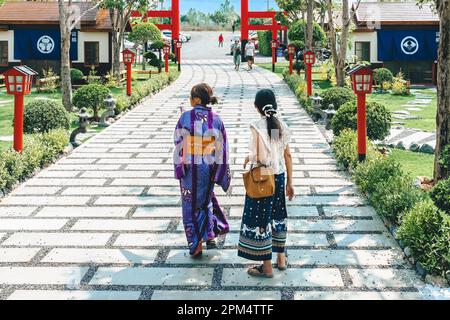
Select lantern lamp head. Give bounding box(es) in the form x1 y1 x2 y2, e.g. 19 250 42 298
163 44 171 54
122 48 136 64
3 65 37 95
271 40 278 48
304 51 316 65
176 41 182 49
288 44 296 55
347 65 373 94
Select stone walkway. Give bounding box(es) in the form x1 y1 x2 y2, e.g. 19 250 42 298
0 59 437 300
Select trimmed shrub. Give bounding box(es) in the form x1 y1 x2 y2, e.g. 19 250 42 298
331 101 392 141
369 174 424 223
21 136 45 177
438 145 450 170
0 149 24 191
353 157 403 195
320 87 356 110
115 96 130 114
23 99 71 134
397 199 450 277
37 129 69 166
288 20 326 48
71 68 84 82
430 178 450 214
373 68 393 91
332 129 382 170
72 83 110 121
257 30 272 56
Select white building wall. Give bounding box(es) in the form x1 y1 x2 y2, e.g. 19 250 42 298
72 31 110 64
348 31 381 64
0 30 20 62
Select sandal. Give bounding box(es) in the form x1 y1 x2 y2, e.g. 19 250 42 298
247 265 273 278
190 243 203 259
206 239 218 250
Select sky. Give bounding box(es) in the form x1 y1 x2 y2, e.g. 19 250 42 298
159 0 280 15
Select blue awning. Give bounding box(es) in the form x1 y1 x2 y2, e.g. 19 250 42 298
14 28 78 60
377 30 438 61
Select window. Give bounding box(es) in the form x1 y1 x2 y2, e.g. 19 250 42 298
84 42 99 66
355 42 370 62
0 41 8 66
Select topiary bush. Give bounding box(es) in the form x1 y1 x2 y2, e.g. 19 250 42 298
23 99 71 134
331 101 392 141
332 129 382 170
72 83 110 121
70 68 84 82
257 30 273 56
429 178 450 214
397 199 450 277
369 174 424 223
320 87 356 110
373 68 393 92
288 20 326 48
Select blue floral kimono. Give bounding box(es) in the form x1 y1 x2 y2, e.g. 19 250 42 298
173 105 231 255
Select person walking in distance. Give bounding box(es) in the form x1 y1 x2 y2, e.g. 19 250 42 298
245 40 256 70
218 34 224 47
238 89 294 277
173 83 231 258
231 39 241 71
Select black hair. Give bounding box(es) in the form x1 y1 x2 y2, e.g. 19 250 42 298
190 83 218 106
254 89 283 140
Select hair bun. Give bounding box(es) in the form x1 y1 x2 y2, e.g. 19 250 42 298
210 96 219 105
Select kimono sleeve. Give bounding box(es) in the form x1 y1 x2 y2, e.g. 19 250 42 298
173 115 186 180
214 119 231 192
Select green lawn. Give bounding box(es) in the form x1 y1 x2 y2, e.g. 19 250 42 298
368 89 437 132
389 149 435 178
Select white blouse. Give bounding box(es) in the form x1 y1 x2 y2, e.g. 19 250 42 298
248 117 292 175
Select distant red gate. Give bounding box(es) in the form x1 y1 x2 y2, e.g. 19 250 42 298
131 0 181 71
241 0 287 70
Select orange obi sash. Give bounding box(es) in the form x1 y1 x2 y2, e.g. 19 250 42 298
182 135 216 161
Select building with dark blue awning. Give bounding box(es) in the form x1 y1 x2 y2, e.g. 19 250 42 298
0 1 131 76
348 2 439 84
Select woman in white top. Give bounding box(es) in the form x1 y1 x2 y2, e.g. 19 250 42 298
238 89 294 278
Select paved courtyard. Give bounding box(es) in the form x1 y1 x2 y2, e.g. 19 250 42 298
0 59 436 300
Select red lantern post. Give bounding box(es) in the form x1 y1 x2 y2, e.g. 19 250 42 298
304 50 315 97
122 49 136 97
163 42 171 73
176 40 182 72
288 44 296 75
271 39 278 73
347 65 374 162
3 66 37 153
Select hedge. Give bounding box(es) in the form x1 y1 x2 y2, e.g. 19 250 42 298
333 129 450 279
257 30 273 57
0 129 69 195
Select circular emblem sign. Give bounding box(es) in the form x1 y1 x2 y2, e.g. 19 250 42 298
401 36 419 55
37 35 55 54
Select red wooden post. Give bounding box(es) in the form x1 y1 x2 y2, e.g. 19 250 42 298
288 44 295 75
357 94 367 162
3 65 37 153
13 94 24 152
126 63 132 96
241 0 249 42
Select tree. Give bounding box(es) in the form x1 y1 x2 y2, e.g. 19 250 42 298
430 0 450 181
288 20 326 47
326 0 361 87
306 0 314 50
128 22 162 70
58 0 105 111
211 0 237 28
275 0 307 26
102 0 154 83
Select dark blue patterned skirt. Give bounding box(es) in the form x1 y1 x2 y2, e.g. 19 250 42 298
238 173 288 261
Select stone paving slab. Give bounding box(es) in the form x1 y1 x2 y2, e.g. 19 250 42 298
0 59 431 300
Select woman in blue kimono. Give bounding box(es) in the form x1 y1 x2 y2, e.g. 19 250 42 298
173 83 231 257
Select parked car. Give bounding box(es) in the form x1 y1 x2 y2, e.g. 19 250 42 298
180 32 191 41
162 31 188 43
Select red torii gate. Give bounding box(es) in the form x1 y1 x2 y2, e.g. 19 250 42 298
241 0 287 71
131 0 181 71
